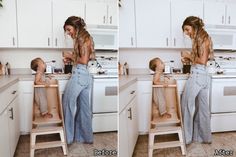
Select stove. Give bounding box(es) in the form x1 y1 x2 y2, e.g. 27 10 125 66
210 56 236 132
91 53 118 132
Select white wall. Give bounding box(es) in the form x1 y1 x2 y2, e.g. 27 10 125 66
0 49 64 69
119 48 183 69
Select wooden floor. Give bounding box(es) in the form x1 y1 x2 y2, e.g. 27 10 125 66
133 132 236 157
14 132 117 157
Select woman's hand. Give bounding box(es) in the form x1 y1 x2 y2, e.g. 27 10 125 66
62 51 73 63
181 50 191 58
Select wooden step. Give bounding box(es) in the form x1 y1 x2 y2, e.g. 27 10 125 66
31 141 66 149
31 126 63 134
149 126 182 134
149 141 182 149
33 113 62 125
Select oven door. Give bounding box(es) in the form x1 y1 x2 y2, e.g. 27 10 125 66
92 78 118 113
211 78 236 113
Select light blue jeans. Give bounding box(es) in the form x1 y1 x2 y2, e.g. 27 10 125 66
181 64 212 144
62 64 93 144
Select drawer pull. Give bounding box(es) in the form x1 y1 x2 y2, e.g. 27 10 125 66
130 90 135 94
12 91 17 94
128 107 132 120
9 108 14 120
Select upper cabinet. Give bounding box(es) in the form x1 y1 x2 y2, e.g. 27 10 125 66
85 0 118 27
52 0 85 48
204 0 236 26
119 0 136 48
0 0 17 47
17 0 52 48
135 0 171 48
171 0 203 48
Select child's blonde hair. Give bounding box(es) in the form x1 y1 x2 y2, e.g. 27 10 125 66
31 57 42 71
149 57 162 71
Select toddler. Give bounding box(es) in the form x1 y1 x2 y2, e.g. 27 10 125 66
149 57 171 118
31 57 53 118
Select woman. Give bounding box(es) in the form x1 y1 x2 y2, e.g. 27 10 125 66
62 16 95 144
181 16 214 144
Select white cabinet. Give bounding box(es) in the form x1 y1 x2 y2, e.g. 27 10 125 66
137 80 152 134
19 81 34 134
204 0 236 26
52 0 85 48
135 0 171 48
0 0 17 47
119 82 138 157
119 0 136 48
17 0 52 48
171 0 203 48
8 96 20 156
85 0 117 27
0 82 20 157
0 109 11 157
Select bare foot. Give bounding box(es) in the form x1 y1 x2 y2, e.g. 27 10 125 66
42 113 53 118
161 113 171 118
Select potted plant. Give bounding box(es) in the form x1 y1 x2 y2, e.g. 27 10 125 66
0 0 2 7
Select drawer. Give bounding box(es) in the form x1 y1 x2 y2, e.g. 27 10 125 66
0 83 18 113
211 113 236 133
119 82 137 113
92 113 117 132
19 81 34 93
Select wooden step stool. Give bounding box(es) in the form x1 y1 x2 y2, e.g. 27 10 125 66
30 79 68 157
148 80 186 157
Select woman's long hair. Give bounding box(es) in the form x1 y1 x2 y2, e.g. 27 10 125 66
64 16 95 63
182 16 214 62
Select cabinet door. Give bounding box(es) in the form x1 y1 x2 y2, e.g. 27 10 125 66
0 0 17 47
0 110 11 157
17 0 52 48
52 0 85 48
118 110 129 157
8 96 20 157
126 97 138 157
119 0 136 48
204 1 226 25
137 81 152 134
226 3 236 26
107 0 118 26
171 0 203 48
85 1 107 26
136 0 171 48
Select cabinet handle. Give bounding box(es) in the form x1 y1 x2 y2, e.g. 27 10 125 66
130 90 135 94
12 90 17 94
103 16 106 24
166 38 169 46
55 38 58 47
228 16 231 24
128 107 132 120
12 37 15 46
48 38 50 46
174 38 176 46
222 16 224 24
110 16 112 24
9 107 14 120
131 37 133 46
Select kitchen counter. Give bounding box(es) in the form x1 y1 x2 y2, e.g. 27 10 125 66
0 74 71 93
119 74 153 92
119 73 190 92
